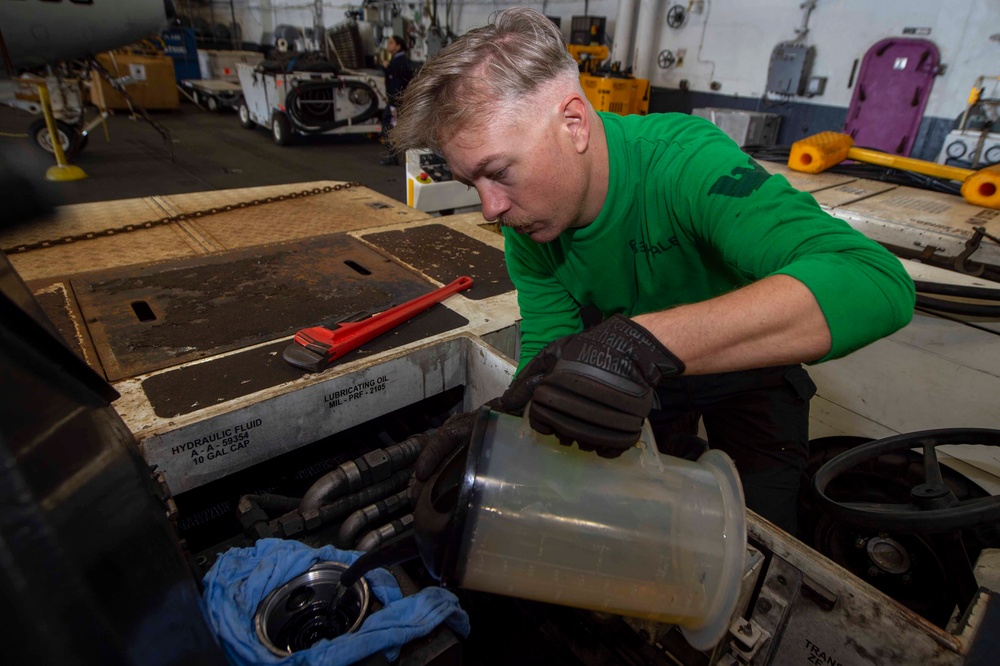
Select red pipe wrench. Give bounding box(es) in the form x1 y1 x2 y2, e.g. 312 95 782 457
282 276 473 372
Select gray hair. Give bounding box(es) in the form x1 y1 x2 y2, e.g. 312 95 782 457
390 7 581 153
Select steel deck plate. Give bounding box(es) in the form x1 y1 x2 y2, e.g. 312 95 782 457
835 187 1000 236
760 161 860 193
811 178 898 208
30 281 102 372
160 183 429 249
362 223 513 300
0 196 171 247
73 233 446 380
140 304 469 418
3 183 432 283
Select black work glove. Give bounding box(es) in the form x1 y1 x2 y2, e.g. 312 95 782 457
409 397 502 503
501 314 685 457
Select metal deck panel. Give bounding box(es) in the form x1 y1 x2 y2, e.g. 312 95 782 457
0 195 171 247
761 161 860 193
139 305 469 419
838 188 1000 234
360 222 513 300
811 178 899 208
157 182 430 249
3 183 431 283
831 188 1000 266
74 233 444 381
28 279 105 374
10 225 206 283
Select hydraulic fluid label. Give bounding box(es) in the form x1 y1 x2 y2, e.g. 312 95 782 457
323 374 389 408
170 418 263 466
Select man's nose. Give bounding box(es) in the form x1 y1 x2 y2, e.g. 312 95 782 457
477 183 508 222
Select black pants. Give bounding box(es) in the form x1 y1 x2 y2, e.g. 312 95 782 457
381 106 397 151
648 365 816 534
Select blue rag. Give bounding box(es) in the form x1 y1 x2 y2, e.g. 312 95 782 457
203 539 470 666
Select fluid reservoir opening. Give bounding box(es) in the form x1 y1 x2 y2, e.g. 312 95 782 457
254 561 371 656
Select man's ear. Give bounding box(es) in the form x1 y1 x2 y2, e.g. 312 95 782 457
561 93 591 154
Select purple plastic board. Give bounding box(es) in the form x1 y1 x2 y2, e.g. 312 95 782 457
844 38 940 156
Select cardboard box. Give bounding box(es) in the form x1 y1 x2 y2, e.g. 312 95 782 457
91 52 180 110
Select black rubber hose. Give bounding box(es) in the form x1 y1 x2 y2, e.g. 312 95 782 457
339 529 420 590
916 295 1000 318
265 469 413 539
300 435 424 514
914 280 1000 318
914 280 1000 300
745 148 964 195
285 79 380 134
336 489 411 549
356 514 415 552
315 469 413 525
238 493 304 538
242 493 301 513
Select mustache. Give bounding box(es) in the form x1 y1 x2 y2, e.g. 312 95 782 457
498 214 532 232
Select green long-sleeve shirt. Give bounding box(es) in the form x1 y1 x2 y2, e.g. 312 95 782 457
503 112 915 374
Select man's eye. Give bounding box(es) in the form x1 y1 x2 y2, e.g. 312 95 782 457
490 168 507 181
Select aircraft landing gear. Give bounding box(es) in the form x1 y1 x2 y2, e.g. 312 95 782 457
27 117 87 158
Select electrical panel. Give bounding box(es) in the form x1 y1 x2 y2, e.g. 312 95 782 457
766 42 815 96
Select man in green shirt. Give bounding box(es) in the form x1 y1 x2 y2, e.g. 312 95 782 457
392 8 915 533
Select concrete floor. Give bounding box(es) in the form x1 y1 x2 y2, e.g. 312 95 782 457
0 100 408 208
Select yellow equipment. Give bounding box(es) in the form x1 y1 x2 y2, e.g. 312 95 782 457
34 80 87 182
568 44 650 117
789 131 1000 210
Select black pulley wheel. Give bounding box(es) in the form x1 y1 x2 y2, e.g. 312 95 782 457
813 428 1000 533
28 118 83 158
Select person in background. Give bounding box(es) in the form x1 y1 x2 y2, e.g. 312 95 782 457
379 34 413 166
392 7 915 534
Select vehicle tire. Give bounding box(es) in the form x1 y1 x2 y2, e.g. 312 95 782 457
271 111 293 146
206 95 219 112
27 118 83 158
238 102 255 129
191 90 201 107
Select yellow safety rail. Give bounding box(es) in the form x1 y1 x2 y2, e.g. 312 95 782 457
789 131 1000 209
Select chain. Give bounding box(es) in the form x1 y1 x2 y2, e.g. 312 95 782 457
3 182 363 254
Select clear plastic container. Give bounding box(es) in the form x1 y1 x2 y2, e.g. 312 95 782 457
453 410 746 650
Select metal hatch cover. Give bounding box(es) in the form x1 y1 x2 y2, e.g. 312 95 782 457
362 223 513 300
73 234 447 381
140 305 469 419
